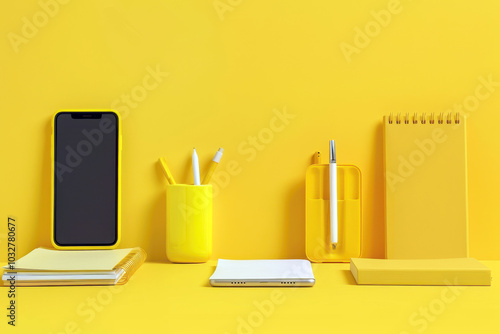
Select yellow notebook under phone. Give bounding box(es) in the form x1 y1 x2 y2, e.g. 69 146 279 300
384 113 468 259
2 248 146 286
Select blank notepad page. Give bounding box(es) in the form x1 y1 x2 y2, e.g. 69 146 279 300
383 113 468 259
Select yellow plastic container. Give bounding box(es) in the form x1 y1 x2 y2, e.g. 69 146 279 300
305 164 361 262
166 184 212 263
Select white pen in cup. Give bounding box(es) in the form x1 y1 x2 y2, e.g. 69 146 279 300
192 148 201 185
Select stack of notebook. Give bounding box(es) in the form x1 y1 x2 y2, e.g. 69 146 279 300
2 247 146 286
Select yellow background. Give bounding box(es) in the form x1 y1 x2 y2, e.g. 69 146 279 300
2 1 500 333
2 0 500 263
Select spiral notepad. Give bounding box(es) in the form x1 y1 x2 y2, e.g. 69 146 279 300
384 113 468 259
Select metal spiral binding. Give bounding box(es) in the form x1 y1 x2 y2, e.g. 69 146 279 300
114 248 147 285
388 112 461 125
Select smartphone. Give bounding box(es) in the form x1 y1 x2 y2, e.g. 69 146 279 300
51 110 121 249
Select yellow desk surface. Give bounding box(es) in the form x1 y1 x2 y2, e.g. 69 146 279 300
1 261 498 333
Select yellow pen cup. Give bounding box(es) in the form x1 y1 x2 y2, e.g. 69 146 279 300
166 184 212 263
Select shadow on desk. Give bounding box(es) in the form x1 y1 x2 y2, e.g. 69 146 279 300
341 269 356 285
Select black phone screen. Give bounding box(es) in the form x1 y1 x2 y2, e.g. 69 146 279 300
54 112 118 246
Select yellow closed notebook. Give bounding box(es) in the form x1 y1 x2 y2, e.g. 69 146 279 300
350 258 491 286
1 248 146 286
383 113 468 259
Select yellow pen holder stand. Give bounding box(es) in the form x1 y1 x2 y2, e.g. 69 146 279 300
166 184 212 263
305 164 362 262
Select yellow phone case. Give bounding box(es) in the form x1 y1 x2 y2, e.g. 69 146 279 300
305 164 362 262
51 110 122 249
